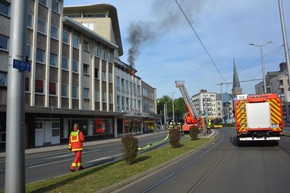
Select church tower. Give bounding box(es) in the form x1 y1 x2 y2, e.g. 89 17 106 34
232 58 243 95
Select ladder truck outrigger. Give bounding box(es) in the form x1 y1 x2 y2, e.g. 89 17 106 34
175 81 202 134
234 93 284 145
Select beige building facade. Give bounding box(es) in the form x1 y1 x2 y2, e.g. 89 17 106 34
0 1 157 148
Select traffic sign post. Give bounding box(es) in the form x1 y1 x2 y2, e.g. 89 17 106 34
5 0 27 192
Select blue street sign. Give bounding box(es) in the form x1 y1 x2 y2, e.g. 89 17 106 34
13 59 31 72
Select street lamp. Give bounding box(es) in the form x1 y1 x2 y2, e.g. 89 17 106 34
164 102 168 127
249 41 272 93
172 92 175 123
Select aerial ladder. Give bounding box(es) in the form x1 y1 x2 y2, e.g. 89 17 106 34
175 81 202 133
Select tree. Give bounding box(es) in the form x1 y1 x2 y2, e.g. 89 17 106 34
157 96 187 124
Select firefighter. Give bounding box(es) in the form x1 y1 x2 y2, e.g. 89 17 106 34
206 119 212 134
69 123 85 171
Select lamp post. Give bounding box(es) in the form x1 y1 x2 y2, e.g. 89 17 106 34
249 41 272 93
164 102 168 127
172 92 175 123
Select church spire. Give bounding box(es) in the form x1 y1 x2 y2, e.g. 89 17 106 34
232 58 243 95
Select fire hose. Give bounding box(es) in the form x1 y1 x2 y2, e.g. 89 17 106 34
137 132 169 151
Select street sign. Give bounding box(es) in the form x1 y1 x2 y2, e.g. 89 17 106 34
13 59 31 72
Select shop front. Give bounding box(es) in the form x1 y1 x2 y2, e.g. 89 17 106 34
116 112 149 137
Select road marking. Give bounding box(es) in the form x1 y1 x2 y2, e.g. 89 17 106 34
86 154 122 163
28 158 72 168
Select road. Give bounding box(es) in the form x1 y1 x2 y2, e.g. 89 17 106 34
112 127 290 193
0 132 169 191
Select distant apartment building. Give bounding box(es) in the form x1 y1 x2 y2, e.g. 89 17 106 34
255 63 289 99
141 80 158 132
192 90 220 119
191 89 235 122
0 1 157 148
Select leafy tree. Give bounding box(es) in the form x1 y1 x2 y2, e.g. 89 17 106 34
157 96 187 124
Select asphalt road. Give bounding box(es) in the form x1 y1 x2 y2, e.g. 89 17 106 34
110 127 290 193
0 132 169 191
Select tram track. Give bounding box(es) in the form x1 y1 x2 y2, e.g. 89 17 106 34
139 131 234 193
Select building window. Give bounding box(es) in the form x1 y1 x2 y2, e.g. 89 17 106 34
83 88 90 99
62 56 68 70
108 72 112 83
81 23 94 31
0 2 9 16
72 86 78 98
49 82 57 95
279 79 284 86
83 40 90 52
94 46 100 57
61 84 68 97
103 92 107 102
25 77 29 91
72 35 79 48
51 25 58 40
0 72 7 86
26 44 31 60
102 50 106 60
52 0 60 13
63 30 69 44
38 18 47 34
83 64 89 75
117 95 120 110
95 68 99 79
35 79 44 93
72 60 78 73
280 88 285 94
108 53 112 63
0 34 9 51
50 53 58 67
95 90 100 102
36 48 45 63
27 13 33 28
39 0 47 6
102 70 106 80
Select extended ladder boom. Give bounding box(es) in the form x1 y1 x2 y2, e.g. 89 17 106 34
175 81 200 119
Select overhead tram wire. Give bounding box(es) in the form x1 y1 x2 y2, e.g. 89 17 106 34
174 0 227 83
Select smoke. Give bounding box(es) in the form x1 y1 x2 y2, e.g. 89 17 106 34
126 0 202 67
127 21 157 68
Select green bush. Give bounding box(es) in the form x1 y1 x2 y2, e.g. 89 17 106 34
169 126 181 148
121 134 138 165
189 126 199 140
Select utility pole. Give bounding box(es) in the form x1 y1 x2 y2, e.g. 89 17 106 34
5 0 27 192
172 92 175 123
278 0 290 87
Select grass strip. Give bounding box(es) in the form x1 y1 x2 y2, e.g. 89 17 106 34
24 137 211 193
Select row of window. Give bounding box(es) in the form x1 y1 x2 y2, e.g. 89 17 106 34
116 95 141 111
24 77 113 102
116 76 141 95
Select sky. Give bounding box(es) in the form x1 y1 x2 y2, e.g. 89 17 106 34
64 0 290 99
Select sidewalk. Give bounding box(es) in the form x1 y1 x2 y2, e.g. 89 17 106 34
0 130 215 159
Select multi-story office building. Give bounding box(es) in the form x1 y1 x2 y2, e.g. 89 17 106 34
0 1 157 148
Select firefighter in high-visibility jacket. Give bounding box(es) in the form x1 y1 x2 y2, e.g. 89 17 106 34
68 123 85 171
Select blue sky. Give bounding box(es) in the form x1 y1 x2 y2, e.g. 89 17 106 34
64 0 290 99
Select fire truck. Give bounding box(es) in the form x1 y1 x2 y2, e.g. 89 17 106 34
175 81 202 133
234 93 284 145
